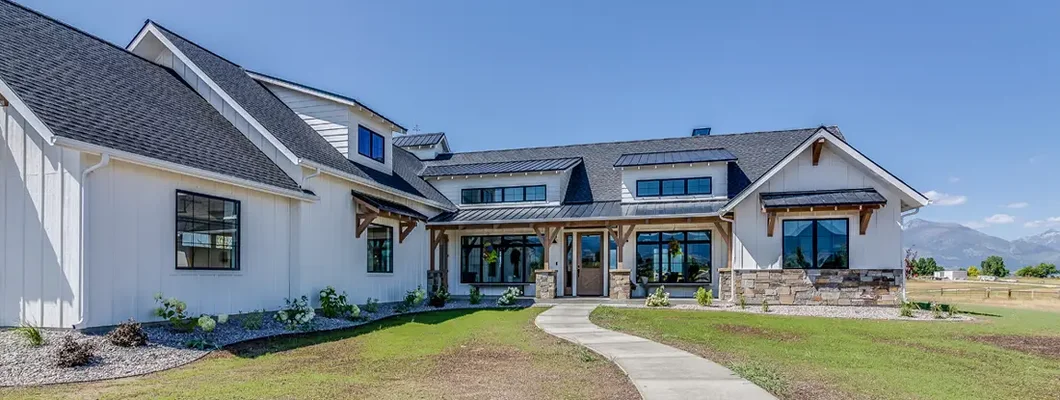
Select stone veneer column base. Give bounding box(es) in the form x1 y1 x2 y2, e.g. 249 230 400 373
535 269 557 300
427 270 444 292
609 269 631 300
718 269 902 306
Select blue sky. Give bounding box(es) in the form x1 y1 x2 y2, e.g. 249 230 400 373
22 0 1059 239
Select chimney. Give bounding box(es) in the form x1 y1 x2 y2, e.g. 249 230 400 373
692 127 711 136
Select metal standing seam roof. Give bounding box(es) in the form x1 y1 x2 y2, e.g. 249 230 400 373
760 188 887 209
352 191 428 221
613 148 737 167
420 157 582 177
429 199 727 224
394 132 446 147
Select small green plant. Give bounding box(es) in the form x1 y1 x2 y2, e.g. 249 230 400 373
577 347 597 362
363 298 380 313
947 304 960 318
730 362 787 395
738 293 747 310
186 314 220 350
106 320 147 347
240 310 265 330
694 287 713 306
645 286 671 307
395 302 412 314
15 322 44 347
404 286 428 308
319 286 357 318
153 292 194 332
275 295 316 330
899 301 915 318
498 287 521 306
761 300 770 313
931 302 944 319
54 336 95 368
469 287 483 305
429 287 451 308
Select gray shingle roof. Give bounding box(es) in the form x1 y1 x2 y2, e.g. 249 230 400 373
352 191 428 221
150 23 452 208
424 127 843 204
760 188 887 209
0 1 302 192
613 148 737 167
394 132 445 147
420 157 582 177
430 199 726 224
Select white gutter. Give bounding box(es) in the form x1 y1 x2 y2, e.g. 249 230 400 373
719 213 736 302
73 154 110 328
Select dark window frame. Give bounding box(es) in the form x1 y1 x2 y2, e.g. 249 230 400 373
459 235 543 284
175 190 241 271
460 185 547 205
357 125 386 163
635 177 712 197
781 218 850 270
366 223 394 273
634 230 712 283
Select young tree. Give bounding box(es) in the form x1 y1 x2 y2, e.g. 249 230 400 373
914 257 943 276
966 266 980 278
981 256 1009 277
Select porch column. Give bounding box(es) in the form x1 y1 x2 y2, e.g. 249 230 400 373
533 225 562 299
428 228 446 292
607 224 635 299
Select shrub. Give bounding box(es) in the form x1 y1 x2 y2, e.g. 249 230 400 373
107 320 147 347
1016 263 1058 278
761 300 770 313
363 298 380 313
469 287 483 305
931 303 946 319
404 286 428 308
15 323 44 347
966 266 980 278
186 314 219 350
54 336 95 368
240 310 265 330
738 293 747 310
899 301 915 318
498 287 521 306
694 287 713 306
947 304 960 318
394 302 412 314
319 286 357 318
429 287 450 308
275 295 315 330
645 286 670 307
153 293 194 332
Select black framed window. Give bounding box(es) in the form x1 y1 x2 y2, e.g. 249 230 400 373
634 231 711 283
460 235 543 284
367 224 393 273
461 185 547 204
635 177 711 197
357 125 385 163
782 219 849 269
176 191 240 270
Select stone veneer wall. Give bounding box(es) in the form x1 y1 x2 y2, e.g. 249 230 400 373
609 270 631 300
718 269 901 306
535 270 556 300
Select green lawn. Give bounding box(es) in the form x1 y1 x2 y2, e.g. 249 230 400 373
591 305 1060 400
2 308 638 400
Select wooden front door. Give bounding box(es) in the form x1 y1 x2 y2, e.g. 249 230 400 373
577 233 604 296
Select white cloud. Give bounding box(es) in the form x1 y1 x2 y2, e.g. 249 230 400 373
1006 202 1029 209
984 214 1015 224
924 190 967 206
1025 217 1060 229
963 221 989 229
948 177 961 183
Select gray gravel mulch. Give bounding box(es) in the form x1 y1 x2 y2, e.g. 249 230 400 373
0 299 532 387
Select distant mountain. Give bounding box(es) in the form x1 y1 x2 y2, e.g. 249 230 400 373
902 219 1060 269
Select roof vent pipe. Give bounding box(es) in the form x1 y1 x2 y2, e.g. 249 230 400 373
692 127 712 136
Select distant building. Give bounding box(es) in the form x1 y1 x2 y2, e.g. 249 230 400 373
934 270 968 280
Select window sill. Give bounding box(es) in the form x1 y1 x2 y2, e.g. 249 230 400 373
171 269 242 277
366 272 395 276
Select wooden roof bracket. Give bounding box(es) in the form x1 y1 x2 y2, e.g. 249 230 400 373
859 207 874 235
399 219 418 243
0 94 8 107
767 211 777 237
812 138 826 166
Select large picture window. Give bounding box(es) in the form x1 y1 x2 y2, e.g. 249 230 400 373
635 177 712 197
367 224 393 273
635 231 711 283
461 185 546 204
782 219 849 269
357 125 385 163
460 235 543 284
176 191 240 270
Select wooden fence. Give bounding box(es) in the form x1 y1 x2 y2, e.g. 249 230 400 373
907 287 1060 300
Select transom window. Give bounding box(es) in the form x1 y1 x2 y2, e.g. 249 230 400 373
357 125 385 163
782 219 849 269
635 231 711 283
367 224 393 273
635 177 712 197
460 235 543 284
176 191 240 270
461 185 546 204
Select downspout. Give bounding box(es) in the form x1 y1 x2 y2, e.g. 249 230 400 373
73 154 110 329
301 167 321 187
899 207 922 302
719 213 736 302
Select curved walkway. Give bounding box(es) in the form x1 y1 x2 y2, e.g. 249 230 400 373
535 304 776 400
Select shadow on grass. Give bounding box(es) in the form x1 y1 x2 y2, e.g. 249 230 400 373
224 307 526 359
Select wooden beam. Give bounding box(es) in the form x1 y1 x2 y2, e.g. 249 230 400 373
767 212 777 237
859 209 874 235
712 222 731 247
812 139 825 166
0 94 7 107
399 220 417 243
355 211 378 238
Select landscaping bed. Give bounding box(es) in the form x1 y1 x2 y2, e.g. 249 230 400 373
0 298 532 387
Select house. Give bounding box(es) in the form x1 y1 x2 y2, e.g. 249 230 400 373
933 270 968 281
0 1 928 329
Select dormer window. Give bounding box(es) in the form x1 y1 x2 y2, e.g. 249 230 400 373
462 185 547 204
357 125 385 163
636 177 712 197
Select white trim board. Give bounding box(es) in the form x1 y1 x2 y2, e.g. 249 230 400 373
0 76 56 144
248 71 406 134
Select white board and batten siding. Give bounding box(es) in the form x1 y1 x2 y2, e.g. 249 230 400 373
428 170 570 208
403 143 445 161
0 105 83 328
731 145 903 271
620 163 729 202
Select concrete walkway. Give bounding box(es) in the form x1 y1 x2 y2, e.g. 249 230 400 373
535 304 777 400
